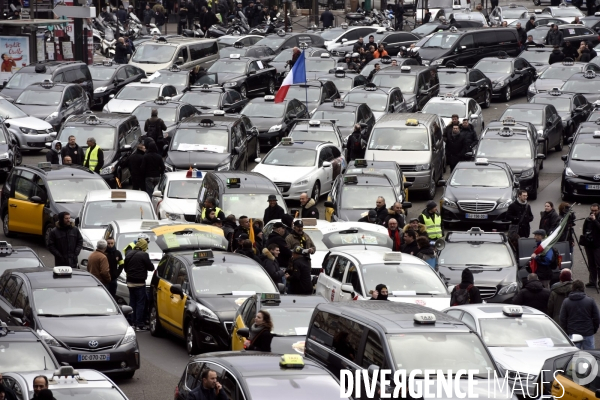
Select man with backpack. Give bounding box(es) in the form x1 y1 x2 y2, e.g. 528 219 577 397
144 108 168 151
450 268 482 306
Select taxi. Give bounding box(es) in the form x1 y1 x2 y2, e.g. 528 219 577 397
540 349 600 400
102 80 178 114
0 267 139 377
288 119 344 152
149 243 281 355
131 98 199 141
0 322 59 373
343 83 407 121
152 170 204 221
89 59 146 107
530 88 592 139
0 241 45 275
316 68 368 97
561 124 600 200
422 93 484 137
346 158 410 200
231 293 326 354
1 163 110 247
443 305 580 397
147 64 195 94
311 99 375 140
175 85 248 115
203 54 277 98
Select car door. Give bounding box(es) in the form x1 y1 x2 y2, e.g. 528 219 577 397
114 67 130 94
166 258 189 334
468 99 482 136
341 260 364 302
573 95 590 127
0 274 21 322
330 255 349 302
59 87 75 120
152 174 168 211
318 146 334 191
227 90 245 113
469 70 488 103
231 296 255 350
316 254 337 298
416 74 430 111
542 354 589 400
357 329 390 399
513 59 528 92
154 256 180 335
7 171 44 235
231 123 244 170
246 61 261 92
452 33 478 67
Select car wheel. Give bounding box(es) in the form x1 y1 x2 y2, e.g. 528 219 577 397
311 181 321 201
240 84 248 99
503 86 511 102
533 0 540 4
426 173 436 200
266 79 275 95
186 322 199 355
482 90 491 109
3 213 15 238
555 133 564 152
13 145 22 166
44 224 53 247
149 305 163 337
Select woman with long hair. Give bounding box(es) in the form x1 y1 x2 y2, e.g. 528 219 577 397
539 201 560 234
244 310 273 352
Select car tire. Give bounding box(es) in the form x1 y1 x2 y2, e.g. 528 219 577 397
3 213 15 238
555 133 564 152
186 321 200 355
44 224 53 247
266 79 275 95
311 181 321 201
240 84 248 99
530 177 539 200
13 145 22 166
482 90 491 109
149 304 163 337
426 173 436 200
503 86 511 102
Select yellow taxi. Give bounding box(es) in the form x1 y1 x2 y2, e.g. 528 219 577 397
541 350 600 400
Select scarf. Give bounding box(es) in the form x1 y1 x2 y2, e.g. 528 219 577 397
389 229 401 251
248 323 265 341
517 198 527 205
293 232 307 248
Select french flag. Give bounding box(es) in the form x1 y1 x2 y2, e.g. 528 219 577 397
274 50 306 103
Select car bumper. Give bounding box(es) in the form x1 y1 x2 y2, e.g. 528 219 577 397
50 342 140 374
16 132 55 150
441 206 509 228
404 171 431 192
492 85 507 98
192 316 231 350
275 181 312 201
562 176 600 198
519 175 537 196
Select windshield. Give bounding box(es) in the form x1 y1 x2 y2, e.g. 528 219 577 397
59 126 116 151
116 233 162 255
132 44 176 63
346 167 399 185
439 243 513 267
501 108 543 125
371 74 416 92
263 307 316 336
222 193 286 218
0 257 41 275
304 230 328 251
306 59 336 72
532 97 570 112
274 48 294 61
323 231 392 249
88 66 115 81
263 148 316 166
345 92 387 111
562 79 600 93
208 60 247 74
474 60 513 74
219 47 249 58
321 77 353 91
180 92 221 109
340 185 396 209
167 180 203 199
254 36 286 50
571 143 600 161
33 287 118 316
245 375 348 400
0 98 27 119
412 23 440 36
116 86 160 101
191 263 276 294
52 388 127 400
242 102 285 118
48 179 110 203
477 139 531 159
5 72 51 89
539 66 581 79
82 200 154 228
422 102 465 117
553 7 583 17
450 168 510 187
171 128 229 152
133 106 177 126
438 71 467 86
284 86 321 103
480 317 572 347
422 33 461 49
16 90 61 106
368 127 430 150
311 111 355 127
363 262 447 294
502 8 527 17
0 341 55 372
519 51 551 64
290 127 340 145
148 71 188 86
388 333 495 378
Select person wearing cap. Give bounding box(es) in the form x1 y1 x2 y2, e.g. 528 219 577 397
266 222 292 269
403 217 428 238
530 229 555 289
123 233 151 256
418 201 442 239
281 214 294 236
547 269 573 324
512 273 551 314
450 268 482 305
358 210 382 225
121 238 154 331
299 192 319 219
285 220 316 257
370 284 389 300
285 246 313 295
263 195 285 224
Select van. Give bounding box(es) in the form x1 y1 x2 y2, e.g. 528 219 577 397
364 113 445 200
419 27 520 67
130 36 219 76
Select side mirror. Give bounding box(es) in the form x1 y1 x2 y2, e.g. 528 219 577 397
341 283 354 293
470 114 478 120
10 309 23 319
537 153 546 159
50 132 57 139
251 126 259 135
115 77 124 83
109 94 115 99
152 190 162 198
170 284 184 297
538 137 545 143
572 334 584 343
4 122 9 128
402 202 412 209
322 161 332 168
403 181 413 188
255 157 261 163
120 144 132 152
176 56 184 65
30 196 43 204
324 201 334 208
561 154 568 161
1 81 6 88
120 305 133 315
437 179 447 187
237 327 250 338
341 38 348 43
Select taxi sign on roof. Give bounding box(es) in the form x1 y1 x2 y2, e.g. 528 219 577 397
0 241 13 255
406 119 418 126
354 159 368 167
155 229 228 252
414 313 436 324
281 137 294 145
302 218 317 226
344 175 358 184
38 162 52 169
503 305 523 317
280 354 305 368
383 252 402 261
260 293 281 302
53 266 72 277
111 191 127 199
186 169 202 178
193 250 214 261
227 177 240 186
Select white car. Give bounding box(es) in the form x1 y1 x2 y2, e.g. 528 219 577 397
415 0 470 23
252 138 346 201
151 171 204 221
443 304 581 395
102 80 178 114
76 189 158 268
0 97 56 151
319 26 383 51
288 120 344 154
488 4 529 26
422 94 484 137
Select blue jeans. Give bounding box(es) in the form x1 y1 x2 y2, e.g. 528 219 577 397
128 286 147 328
573 334 595 350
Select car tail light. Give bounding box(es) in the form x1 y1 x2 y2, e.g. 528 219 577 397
174 386 179 400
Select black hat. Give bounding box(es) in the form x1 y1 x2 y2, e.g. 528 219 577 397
282 214 294 227
211 217 223 224
237 233 249 240
293 220 304 227
426 201 437 211
273 222 285 229
268 194 277 201
532 229 547 237
368 210 377 220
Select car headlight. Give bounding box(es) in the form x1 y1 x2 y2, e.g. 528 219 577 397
99 162 117 175
422 60 431 66
196 303 219 321
0 152 9 160
431 59 443 65
224 82 238 87
165 163 174 172
82 237 94 251
494 79 507 87
102 106 109 113
45 112 59 121
165 212 182 221
405 101 415 110
217 163 230 171
268 124 282 133
120 326 137 346
442 197 457 208
94 86 108 93
19 127 37 134
498 281 518 295
37 329 60 347
565 167 578 177
528 84 536 93
520 168 534 179
497 199 513 209
415 163 430 171
294 179 310 186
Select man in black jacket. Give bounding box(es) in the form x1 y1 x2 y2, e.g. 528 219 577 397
460 118 478 155
383 202 406 228
560 280 600 349
401 229 419 255
563 41 578 60
506 189 534 238
47 212 83 269
144 108 168 149
443 114 460 142
358 210 382 224
263 195 285 223
299 192 319 219
320 7 334 28
261 244 285 284
286 246 312 294
189 369 229 400
445 125 467 171
512 273 551 313
582 203 600 287
114 37 131 64
105 236 124 298
515 22 527 46
232 216 251 252
266 222 292 268
450 268 482 305
124 143 145 191
549 46 565 64
526 16 536 31
346 124 367 161
140 140 165 198
60 135 83 165
120 238 154 331
200 6 219 32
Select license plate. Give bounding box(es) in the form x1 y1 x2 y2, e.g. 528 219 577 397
586 185 600 190
78 354 110 362
465 213 488 219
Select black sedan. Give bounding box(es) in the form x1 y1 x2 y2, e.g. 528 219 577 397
473 54 537 102
517 47 553 75
530 89 592 138
311 100 375 140
437 65 493 108
561 123 600 200
317 69 368 97
201 55 277 98
89 61 146 107
176 85 248 114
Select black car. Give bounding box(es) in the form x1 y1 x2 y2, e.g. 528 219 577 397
311 99 375 140
217 34 264 49
270 47 329 77
343 83 407 120
240 95 309 147
53 112 143 187
0 241 44 276
132 98 198 140
281 80 340 114
164 113 259 172
500 102 564 153
200 55 277 98
530 89 592 138
472 119 545 199
527 60 600 100
88 61 146 107
317 69 368 97
517 47 554 75
531 24 599 47
371 65 440 111
0 267 139 377
586 100 600 120
581 14 600 31
561 70 600 103
473 54 537 102
345 159 410 202
177 85 248 114
0 323 59 373
148 64 196 94
251 32 326 54
561 122 600 200
218 44 276 62
437 64 493 108
371 31 421 56
0 118 20 177
439 158 518 230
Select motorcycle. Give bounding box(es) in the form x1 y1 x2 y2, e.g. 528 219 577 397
94 17 116 57
182 22 206 37
226 11 251 35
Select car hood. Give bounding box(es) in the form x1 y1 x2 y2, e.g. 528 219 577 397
364 149 431 164
215 72 246 83
439 84 468 96
437 264 516 287
251 117 284 133
161 198 197 215
386 295 450 311
253 164 315 183
569 159 600 175
166 151 230 170
14 104 57 120
6 116 54 131
200 296 251 322
534 79 565 92
104 99 146 113
54 203 85 218
484 73 511 84
484 157 533 174
489 346 578 376
80 228 106 244
445 186 512 203
272 336 307 355
40 315 128 338
417 47 449 63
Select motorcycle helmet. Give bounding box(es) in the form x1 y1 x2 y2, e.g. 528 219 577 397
138 233 150 242
352 52 360 58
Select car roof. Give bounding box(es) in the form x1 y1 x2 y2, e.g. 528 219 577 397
255 294 328 309
375 65 432 75
347 160 399 169
135 100 185 109
10 369 116 390
25 82 69 92
484 121 533 138
453 160 510 171
567 71 600 80
445 227 507 243
84 189 151 202
449 304 547 318
127 81 165 88
272 140 329 150
90 62 121 70
178 115 239 128
532 91 576 100
425 96 471 105
329 247 428 266
207 171 280 194
340 172 394 186
248 97 289 104
17 164 101 179
14 267 99 289
18 61 85 73
65 112 132 127
376 112 438 127
139 37 216 46
506 103 548 110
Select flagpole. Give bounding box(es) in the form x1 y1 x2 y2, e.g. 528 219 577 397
299 43 309 112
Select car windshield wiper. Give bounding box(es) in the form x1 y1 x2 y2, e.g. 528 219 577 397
465 263 494 267
38 313 62 317
62 313 111 317
196 106 213 110
424 45 442 48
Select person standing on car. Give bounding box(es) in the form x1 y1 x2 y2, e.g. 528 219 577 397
84 137 104 173
120 238 154 331
582 203 600 287
506 189 534 238
61 135 83 165
547 269 572 324
123 142 146 191
47 212 83 269
560 280 600 350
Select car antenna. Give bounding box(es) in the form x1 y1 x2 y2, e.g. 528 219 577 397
140 206 143 219
362 235 367 250
44 356 47 370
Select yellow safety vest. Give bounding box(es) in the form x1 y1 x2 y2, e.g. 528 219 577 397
85 146 100 170
202 207 222 219
422 213 442 239
123 242 136 255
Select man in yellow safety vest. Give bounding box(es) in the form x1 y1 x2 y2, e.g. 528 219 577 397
418 201 442 239
84 137 104 173
201 197 225 220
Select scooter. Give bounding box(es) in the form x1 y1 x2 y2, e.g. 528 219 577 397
182 22 205 37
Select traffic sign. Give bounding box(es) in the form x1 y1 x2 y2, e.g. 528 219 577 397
53 5 96 18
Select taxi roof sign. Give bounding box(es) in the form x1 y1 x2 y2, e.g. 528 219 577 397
502 117 516 126
111 191 127 199
475 157 489 165
333 99 345 108
214 110 226 116
193 250 214 262
354 159 368 167
414 313 436 324
38 162 52 169
260 293 281 302
365 83 377 91
229 54 241 59
584 70 597 79
0 241 13 256
502 305 523 317
169 64 182 72
227 177 241 186
593 130 600 138
549 88 562 96
281 137 294 145
41 79 54 88
499 127 513 136
308 120 321 126
406 119 419 126
280 354 305 368
264 95 275 102
302 218 317 226
53 266 72 277
344 175 358 184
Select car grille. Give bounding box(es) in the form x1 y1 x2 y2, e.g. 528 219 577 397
184 214 196 222
223 322 233 333
478 286 497 299
70 345 115 352
399 165 416 172
274 182 291 193
578 175 600 182
26 141 46 147
458 200 496 213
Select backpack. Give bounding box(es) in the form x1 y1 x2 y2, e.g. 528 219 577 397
146 119 160 140
451 284 473 306
549 248 562 270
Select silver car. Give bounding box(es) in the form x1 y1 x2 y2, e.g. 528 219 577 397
0 97 55 151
